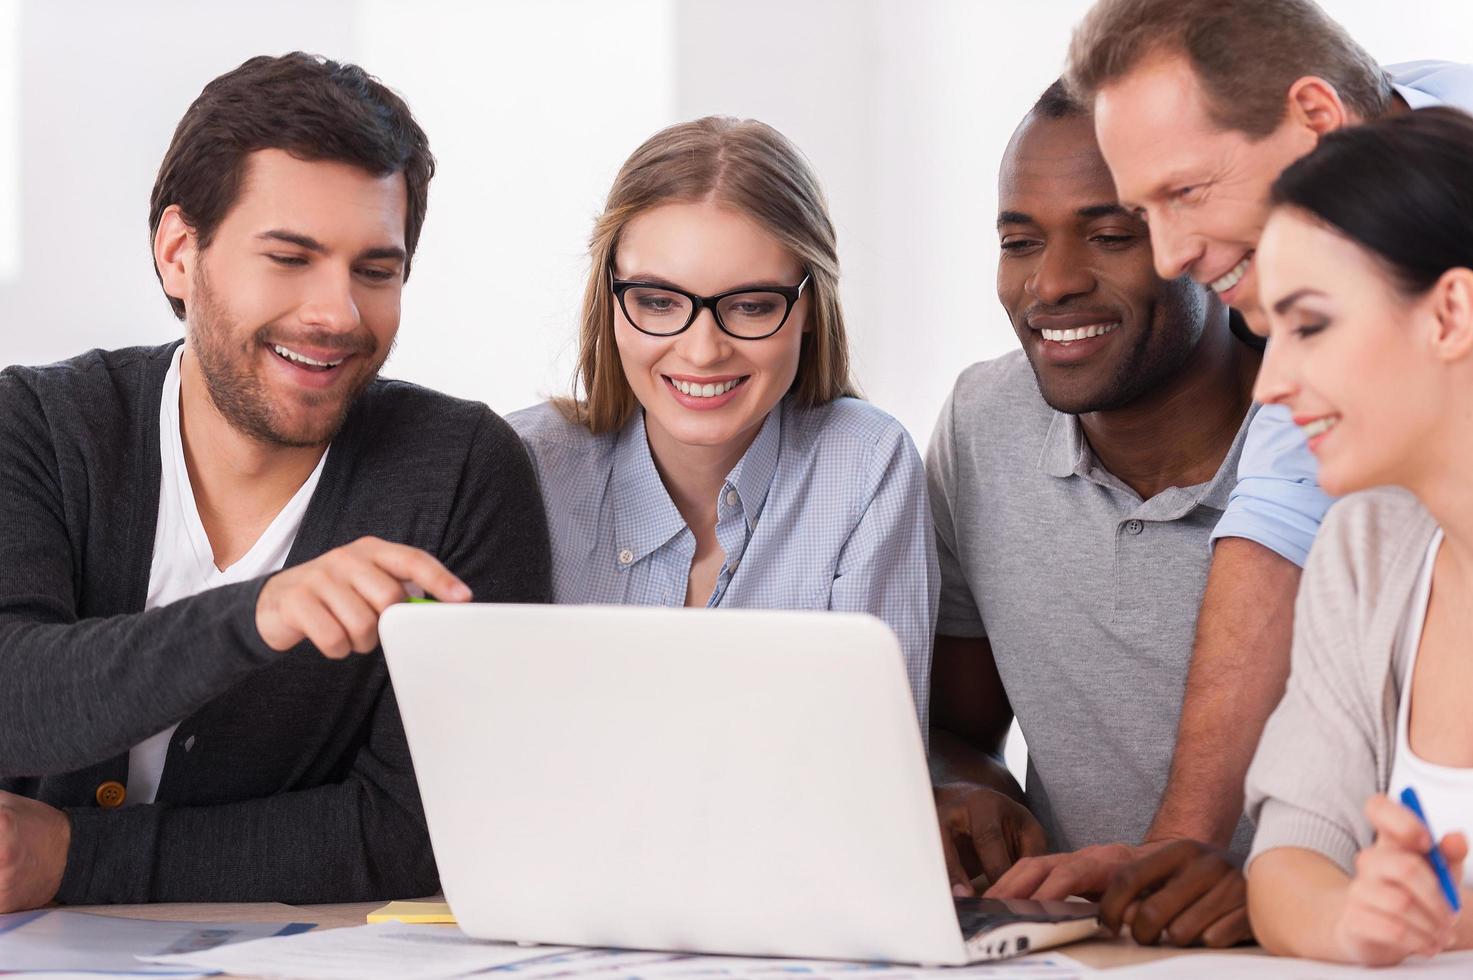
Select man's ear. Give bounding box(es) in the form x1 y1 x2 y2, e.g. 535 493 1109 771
153 206 197 313
1286 75 1350 135
1429 268 1473 365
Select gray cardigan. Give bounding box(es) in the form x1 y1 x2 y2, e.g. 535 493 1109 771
0 342 551 904
1245 486 1439 874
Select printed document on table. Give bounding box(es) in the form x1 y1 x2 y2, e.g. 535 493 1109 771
1108 949 1473 978
4 974 207 980
0 908 307 973
144 920 1094 980
141 921 573 980
511 951 1095 979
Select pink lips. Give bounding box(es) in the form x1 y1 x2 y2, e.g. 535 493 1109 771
662 375 748 411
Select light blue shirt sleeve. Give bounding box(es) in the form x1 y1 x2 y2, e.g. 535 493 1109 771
1211 60 1470 568
1209 403 1333 568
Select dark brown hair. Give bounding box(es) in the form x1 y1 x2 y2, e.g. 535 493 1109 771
1066 0 1392 138
148 52 434 318
1272 107 1473 296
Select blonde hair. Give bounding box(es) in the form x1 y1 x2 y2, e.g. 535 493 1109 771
559 116 857 433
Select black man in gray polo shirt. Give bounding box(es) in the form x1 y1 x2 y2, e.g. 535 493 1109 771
926 81 1261 948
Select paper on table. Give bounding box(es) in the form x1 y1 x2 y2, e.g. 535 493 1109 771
0 908 308 974
452 946 1092 980
140 921 573 980
141 919 1093 980
1108 949 1473 978
640 957 1086 979
3 974 207 980
601 952 1093 979
485 947 694 978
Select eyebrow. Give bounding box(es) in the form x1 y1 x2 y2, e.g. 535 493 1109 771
257 230 326 253
997 203 1134 227
1272 288 1328 315
1077 203 1134 220
256 230 406 263
616 271 796 292
1144 171 1207 202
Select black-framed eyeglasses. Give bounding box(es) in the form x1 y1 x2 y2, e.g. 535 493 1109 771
610 269 811 340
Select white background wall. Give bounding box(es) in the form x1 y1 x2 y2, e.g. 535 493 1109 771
3 1 1471 779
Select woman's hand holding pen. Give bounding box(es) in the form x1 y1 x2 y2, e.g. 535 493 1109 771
1334 794 1467 966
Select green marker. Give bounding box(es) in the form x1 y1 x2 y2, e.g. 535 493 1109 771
406 596 438 604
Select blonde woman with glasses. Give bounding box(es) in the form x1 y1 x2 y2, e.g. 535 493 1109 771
508 117 936 730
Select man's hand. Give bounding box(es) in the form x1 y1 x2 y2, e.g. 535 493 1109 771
255 536 472 659
0 791 70 913
1100 839 1251 947
986 841 1152 902
934 782 1047 896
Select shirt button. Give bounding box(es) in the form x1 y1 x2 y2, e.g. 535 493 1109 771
726 490 739 507
728 560 740 573
617 548 634 566
96 780 126 809
1125 519 1144 535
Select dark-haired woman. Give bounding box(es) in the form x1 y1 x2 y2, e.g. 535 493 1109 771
1243 106 1473 965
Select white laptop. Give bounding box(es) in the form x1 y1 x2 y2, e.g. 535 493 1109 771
378 604 1099 965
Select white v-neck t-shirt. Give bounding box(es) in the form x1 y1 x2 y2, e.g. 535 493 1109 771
1387 528 1473 885
125 344 328 806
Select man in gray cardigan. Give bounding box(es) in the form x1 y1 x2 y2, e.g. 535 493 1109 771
0 53 550 910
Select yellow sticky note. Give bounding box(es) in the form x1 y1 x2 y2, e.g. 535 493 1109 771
367 900 457 924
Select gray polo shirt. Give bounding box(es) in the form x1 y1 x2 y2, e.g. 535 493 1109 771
927 351 1257 856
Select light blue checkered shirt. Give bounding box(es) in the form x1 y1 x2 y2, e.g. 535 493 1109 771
507 396 937 731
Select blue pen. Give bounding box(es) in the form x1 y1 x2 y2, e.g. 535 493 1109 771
1399 786 1462 912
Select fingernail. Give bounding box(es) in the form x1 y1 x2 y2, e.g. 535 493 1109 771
454 583 472 602
952 884 969 898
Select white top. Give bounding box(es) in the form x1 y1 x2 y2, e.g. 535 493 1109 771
126 344 327 806
1387 528 1473 884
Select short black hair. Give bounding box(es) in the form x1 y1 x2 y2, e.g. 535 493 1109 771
1032 78 1087 120
149 52 434 319
1272 106 1473 295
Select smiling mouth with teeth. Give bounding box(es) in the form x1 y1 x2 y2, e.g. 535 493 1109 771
1209 254 1253 295
1299 415 1340 439
667 376 747 398
271 343 347 372
1040 322 1120 345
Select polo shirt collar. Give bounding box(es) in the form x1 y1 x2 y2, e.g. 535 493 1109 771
1039 411 1091 479
1194 402 1260 513
1038 403 1260 518
1394 81 1442 110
